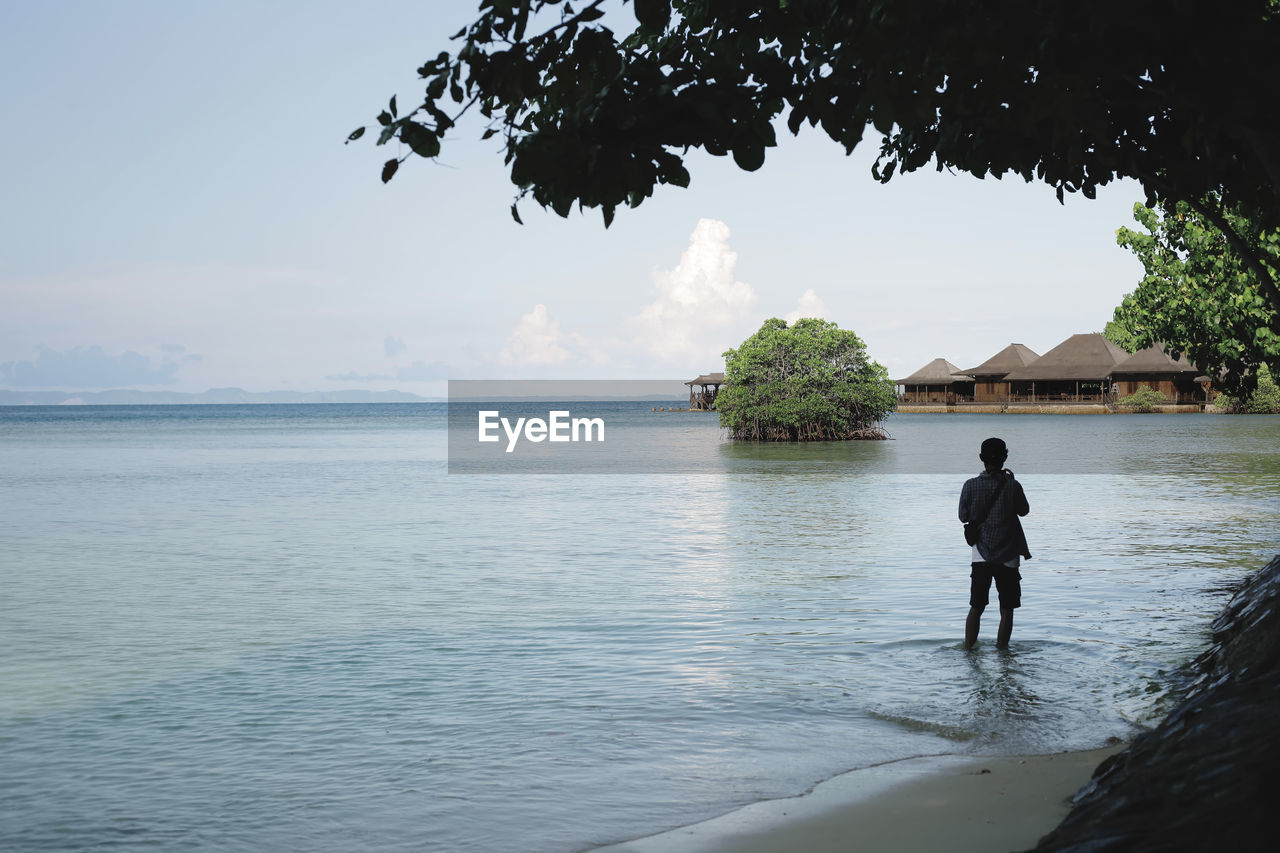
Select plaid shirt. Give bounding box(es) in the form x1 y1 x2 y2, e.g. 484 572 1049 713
959 469 1031 565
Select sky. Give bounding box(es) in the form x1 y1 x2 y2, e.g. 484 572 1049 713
0 1 1152 396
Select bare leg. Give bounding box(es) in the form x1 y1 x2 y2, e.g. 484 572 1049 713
996 608 1014 648
964 606 984 650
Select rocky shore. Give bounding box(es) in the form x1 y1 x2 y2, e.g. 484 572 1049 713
1033 554 1280 850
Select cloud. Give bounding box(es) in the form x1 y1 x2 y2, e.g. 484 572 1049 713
635 218 756 361
499 304 570 366
0 345 192 388
384 336 407 357
161 343 202 363
569 331 611 366
395 360 451 381
325 360 452 382
784 289 829 324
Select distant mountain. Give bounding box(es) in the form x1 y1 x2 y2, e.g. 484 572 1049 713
447 394 686 402
0 387 436 405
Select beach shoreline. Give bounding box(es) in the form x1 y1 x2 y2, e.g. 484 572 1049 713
592 744 1126 853
596 553 1280 853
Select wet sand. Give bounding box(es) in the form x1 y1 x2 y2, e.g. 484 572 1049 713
595 745 1124 853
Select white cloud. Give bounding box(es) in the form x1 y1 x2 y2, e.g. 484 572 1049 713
384 336 407 357
634 219 757 362
0 345 194 388
0 263 371 392
569 332 611 366
499 304 570 366
784 289 829 324
395 360 452 381
326 360 452 383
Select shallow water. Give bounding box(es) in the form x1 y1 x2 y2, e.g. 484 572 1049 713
1 405 1278 851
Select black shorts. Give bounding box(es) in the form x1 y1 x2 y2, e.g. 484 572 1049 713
970 562 1022 610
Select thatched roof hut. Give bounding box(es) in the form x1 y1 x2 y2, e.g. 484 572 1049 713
895 358 967 385
896 358 973 404
1111 343 1206 404
961 343 1041 378
960 343 1041 403
1112 344 1198 376
1002 333 1129 381
685 372 725 410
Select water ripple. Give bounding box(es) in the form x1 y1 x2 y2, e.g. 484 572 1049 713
1 408 1278 851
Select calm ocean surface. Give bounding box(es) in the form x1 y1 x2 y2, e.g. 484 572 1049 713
2 404 1278 852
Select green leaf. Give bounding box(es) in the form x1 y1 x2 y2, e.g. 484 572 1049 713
346 127 366 143
389 96 398 119
426 103 454 132
732 143 766 172
400 123 441 158
787 107 804 136
510 203 523 224
377 110 393 127
634 0 671 31
381 158 400 183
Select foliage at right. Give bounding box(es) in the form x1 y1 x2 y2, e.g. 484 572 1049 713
1109 201 1280 397
1214 365 1280 414
718 318 895 441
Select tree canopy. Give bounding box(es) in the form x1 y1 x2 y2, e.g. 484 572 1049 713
1101 316 1141 355
1109 201 1280 395
717 317 895 441
352 1 1280 320
1215 364 1280 414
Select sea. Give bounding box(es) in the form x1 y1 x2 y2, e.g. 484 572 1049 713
2 404 1278 852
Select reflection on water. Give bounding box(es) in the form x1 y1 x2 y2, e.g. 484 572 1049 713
964 647 1045 738
0 407 1278 852
857 638 1139 755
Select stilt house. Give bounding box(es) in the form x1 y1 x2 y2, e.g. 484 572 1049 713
960 344 1041 402
1111 344 1207 403
1000 333 1129 402
895 358 973 404
685 373 724 410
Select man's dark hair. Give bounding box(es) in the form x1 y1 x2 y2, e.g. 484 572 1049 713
980 437 1008 462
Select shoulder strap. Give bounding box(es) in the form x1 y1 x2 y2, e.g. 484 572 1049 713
972 473 1009 527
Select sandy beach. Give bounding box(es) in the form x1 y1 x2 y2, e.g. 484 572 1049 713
596 745 1125 853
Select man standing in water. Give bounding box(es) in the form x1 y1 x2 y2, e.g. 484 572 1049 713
959 437 1031 650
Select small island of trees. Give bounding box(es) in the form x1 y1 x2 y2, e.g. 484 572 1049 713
717 318 896 441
